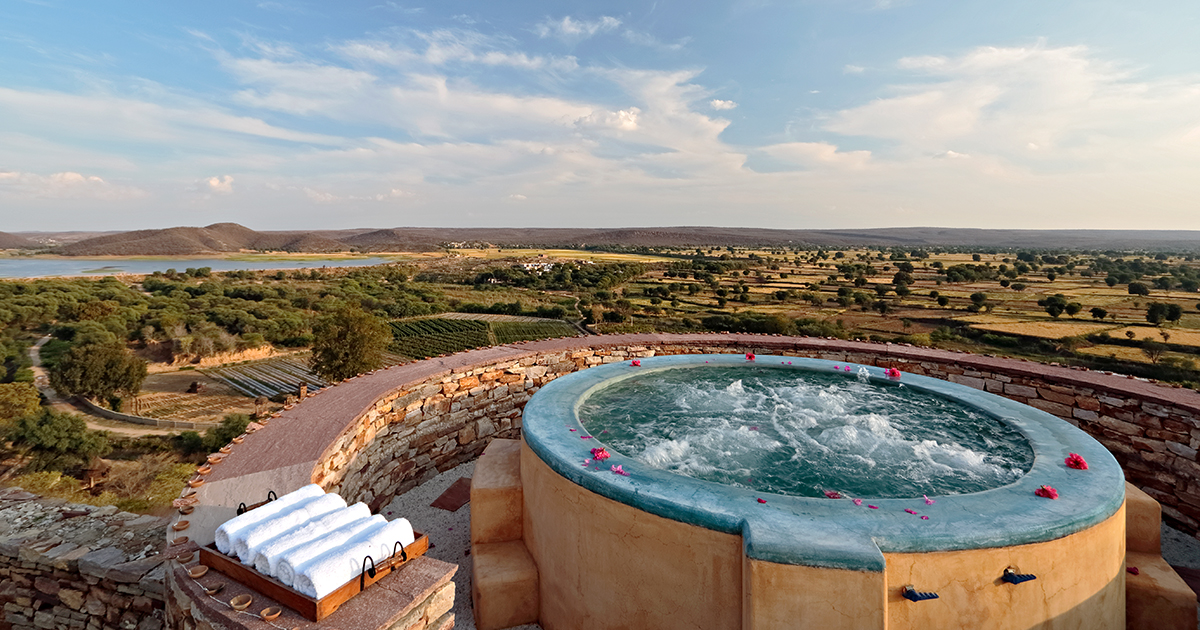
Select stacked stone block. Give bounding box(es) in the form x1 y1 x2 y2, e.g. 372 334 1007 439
0 488 168 630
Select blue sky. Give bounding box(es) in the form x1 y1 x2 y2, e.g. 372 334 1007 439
2 1 1199 231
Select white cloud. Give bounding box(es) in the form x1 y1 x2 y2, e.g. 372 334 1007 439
843 64 866 74
205 175 234 194
825 44 1200 169
761 142 872 169
710 99 737 110
0 170 148 200
335 30 580 72
507 193 527 201
535 16 621 42
576 107 640 131
934 150 971 159
622 30 689 52
303 187 338 203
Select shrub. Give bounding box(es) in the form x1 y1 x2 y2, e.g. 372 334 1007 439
7 409 111 472
203 414 252 452
1128 282 1150 296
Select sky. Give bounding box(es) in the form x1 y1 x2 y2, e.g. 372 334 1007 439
2 1 1199 232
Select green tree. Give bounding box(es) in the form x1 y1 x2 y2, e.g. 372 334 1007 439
7 409 110 471
1128 282 1150 296
0 383 41 424
1146 302 1169 325
49 340 146 403
1090 307 1108 320
310 308 391 381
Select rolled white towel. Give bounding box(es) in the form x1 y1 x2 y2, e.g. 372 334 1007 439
250 503 371 575
214 484 323 555
293 518 416 599
275 515 386 588
234 493 346 560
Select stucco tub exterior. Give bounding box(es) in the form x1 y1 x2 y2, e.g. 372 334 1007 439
520 354 1127 630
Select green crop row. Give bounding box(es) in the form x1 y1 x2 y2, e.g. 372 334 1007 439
492 321 578 344
390 318 488 338
389 317 580 358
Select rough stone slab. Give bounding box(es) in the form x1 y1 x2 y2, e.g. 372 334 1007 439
76 548 126 580
106 555 164 584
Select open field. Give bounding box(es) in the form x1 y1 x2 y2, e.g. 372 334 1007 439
970 321 1119 339
1110 326 1200 347
136 370 259 423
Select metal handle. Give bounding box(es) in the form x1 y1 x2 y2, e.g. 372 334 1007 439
361 555 377 589
1002 567 1037 585
236 502 247 516
266 490 278 502
902 585 939 602
391 541 409 564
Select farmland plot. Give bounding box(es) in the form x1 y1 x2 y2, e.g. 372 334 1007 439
204 356 332 398
390 316 581 358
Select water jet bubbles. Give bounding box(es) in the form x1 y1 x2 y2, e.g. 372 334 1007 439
856 367 871 383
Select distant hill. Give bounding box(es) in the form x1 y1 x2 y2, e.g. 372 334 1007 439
337 226 1200 251
36 224 1200 255
0 231 36 249
58 223 346 256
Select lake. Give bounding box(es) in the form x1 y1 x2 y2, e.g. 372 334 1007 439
0 257 395 279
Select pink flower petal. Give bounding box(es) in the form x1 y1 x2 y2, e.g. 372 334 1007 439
757 498 767 504
868 505 879 509
569 428 577 432
853 499 863 506
1035 485 1059 500
921 515 930 520
904 509 918 515
581 435 593 439
924 495 936 505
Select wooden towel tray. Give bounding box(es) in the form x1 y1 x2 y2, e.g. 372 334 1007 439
198 532 429 621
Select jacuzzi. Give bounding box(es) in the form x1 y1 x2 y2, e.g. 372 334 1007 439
518 354 1126 630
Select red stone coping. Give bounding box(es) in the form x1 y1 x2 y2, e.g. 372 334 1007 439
205 333 1200 486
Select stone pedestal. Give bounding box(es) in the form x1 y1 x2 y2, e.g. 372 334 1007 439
165 549 456 630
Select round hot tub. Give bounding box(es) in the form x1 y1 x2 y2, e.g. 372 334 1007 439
519 354 1126 630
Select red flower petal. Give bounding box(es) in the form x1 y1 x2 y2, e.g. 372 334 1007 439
757 498 767 504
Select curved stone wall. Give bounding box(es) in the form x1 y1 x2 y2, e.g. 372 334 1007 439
181 333 1200 549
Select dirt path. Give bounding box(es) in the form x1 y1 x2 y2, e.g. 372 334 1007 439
28 336 176 437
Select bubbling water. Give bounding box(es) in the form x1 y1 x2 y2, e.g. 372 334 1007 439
577 366 1034 498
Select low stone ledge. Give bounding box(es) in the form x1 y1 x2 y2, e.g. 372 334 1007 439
0 488 169 630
